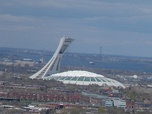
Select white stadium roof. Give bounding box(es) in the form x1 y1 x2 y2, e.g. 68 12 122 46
43 70 125 88
50 70 105 77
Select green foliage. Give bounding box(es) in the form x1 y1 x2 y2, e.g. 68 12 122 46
107 107 125 114
98 107 106 113
123 87 151 102
0 108 24 114
60 107 86 114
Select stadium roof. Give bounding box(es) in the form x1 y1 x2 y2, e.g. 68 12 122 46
43 70 125 88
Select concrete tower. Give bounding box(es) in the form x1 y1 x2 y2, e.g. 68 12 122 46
30 37 74 79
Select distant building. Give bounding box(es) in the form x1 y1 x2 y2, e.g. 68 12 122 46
45 70 125 88
102 99 114 107
30 36 125 88
102 99 126 108
113 99 126 108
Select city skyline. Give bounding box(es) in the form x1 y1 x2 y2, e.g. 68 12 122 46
1 0 152 57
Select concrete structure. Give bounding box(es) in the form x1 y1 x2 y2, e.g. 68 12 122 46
102 99 126 108
30 37 74 79
30 36 125 88
113 99 126 108
44 70 126 88
104 100 114 107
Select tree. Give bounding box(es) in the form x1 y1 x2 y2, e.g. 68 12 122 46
98 107 106 113
60 107 86 114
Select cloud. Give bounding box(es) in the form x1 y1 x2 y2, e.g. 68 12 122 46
1 0 152 57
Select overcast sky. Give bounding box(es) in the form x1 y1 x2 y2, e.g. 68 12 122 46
1 0 152 57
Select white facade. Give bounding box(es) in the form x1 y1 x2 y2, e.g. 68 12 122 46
103 99 126 108
29 36 125 88
44 70 126 88
30 37 74 79
113 99 126 108
105 100 114 107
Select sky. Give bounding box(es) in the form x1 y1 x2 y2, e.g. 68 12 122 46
1 0 152 57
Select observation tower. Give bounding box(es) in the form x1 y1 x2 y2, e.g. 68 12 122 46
30 37 74 79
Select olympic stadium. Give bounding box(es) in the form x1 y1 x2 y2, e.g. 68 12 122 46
43 70 125 88
30 37 125 88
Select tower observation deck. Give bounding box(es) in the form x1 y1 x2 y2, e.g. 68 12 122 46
30 37 74 79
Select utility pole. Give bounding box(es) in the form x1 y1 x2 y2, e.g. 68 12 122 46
100 46 102 55
100 46 102 61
